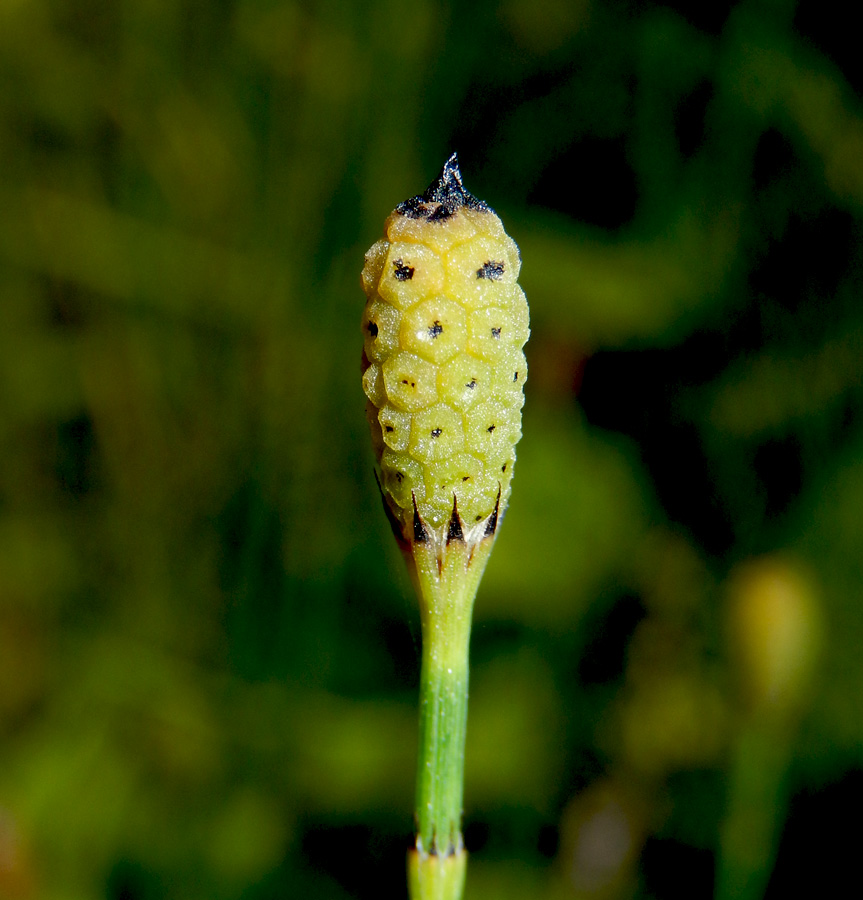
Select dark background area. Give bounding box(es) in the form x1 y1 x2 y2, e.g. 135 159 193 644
1 0 862 897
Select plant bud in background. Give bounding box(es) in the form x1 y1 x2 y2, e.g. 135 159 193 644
727 556 822 721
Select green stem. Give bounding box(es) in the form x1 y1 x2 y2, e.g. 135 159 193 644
416 579 472 853
406 533 496 900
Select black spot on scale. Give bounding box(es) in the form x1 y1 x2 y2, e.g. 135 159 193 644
428 321 443 338
513 371 518 381
431 428 443 438
393 259 414 281
487 425 495 433
477 260 505 280
367 321 379 337
384 425 394 433
491 327 501 338
466 379 477 389
395 153 494 220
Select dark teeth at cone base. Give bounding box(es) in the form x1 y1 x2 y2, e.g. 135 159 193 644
412 493 430 543
484 489 501 539
446 498 465 545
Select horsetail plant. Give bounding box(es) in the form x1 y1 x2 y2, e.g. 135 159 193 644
360 154 529 900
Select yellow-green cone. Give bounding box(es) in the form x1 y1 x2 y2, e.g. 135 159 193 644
361 153 529 548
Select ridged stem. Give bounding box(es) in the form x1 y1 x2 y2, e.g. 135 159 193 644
405 533 496 900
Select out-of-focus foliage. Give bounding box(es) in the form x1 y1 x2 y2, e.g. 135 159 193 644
1 0 861 898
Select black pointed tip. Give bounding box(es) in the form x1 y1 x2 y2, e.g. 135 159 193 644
446 495 465 545
396 153 492 218
437 153 463 194
422 152 489 211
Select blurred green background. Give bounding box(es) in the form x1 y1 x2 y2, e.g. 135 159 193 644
1 0 862 897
